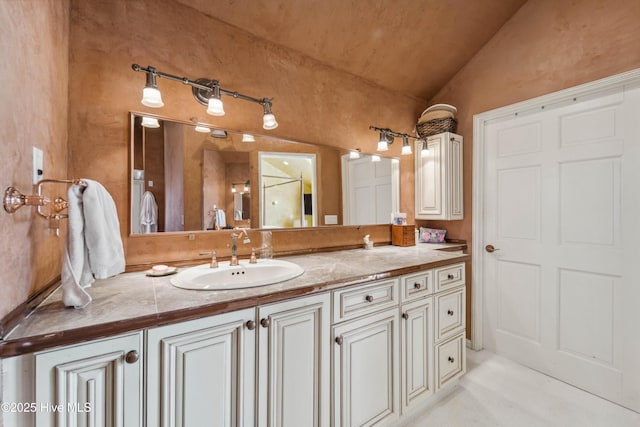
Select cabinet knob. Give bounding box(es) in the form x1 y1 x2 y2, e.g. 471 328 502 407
447 274 455 280
125 350 139 364
246 320 256 330
414 282 421 290
335 336 343 345
365 295 374 303
402 312 409 320
260 318 270 328
447 309 454 316
448 356 455 363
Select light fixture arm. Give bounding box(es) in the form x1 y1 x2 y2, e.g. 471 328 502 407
368 125 421 142
132 63 273 111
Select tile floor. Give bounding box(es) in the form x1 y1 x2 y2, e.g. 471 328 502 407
403 349 640 427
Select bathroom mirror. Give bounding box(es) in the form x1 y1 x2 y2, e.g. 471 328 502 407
130 113 399 233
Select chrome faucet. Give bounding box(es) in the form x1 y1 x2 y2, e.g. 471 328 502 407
230 228 250 266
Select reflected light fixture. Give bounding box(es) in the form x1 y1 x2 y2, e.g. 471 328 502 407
194 124 211 133
244 180 250 192
231 184 237 193
242 133 255 142
371 155 381 162
141 116 160 128
349 149 361 159
369 125 420 155
132 63 277 130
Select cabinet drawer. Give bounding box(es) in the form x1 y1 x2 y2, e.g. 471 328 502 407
434 263 465 292
435 333 466 390
435 287 465 341
333 279 398 323
400 270 433 302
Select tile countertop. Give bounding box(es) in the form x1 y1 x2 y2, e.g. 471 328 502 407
0 244 469 357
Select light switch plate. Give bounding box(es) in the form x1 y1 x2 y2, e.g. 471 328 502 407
33 147 43 184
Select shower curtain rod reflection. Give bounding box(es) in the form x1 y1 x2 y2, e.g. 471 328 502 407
261 173 304 227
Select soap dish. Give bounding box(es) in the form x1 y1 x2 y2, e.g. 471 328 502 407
145 266 177 277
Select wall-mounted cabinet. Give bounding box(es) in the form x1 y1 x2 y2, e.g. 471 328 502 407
415 132 463 220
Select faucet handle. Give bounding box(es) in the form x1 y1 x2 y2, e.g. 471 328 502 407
250 248 257 264
199 250 218 268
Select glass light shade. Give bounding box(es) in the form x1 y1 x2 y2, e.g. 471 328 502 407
231 184 236 193
420 141 429 156
242 134 255 142
401 145 412 155
141 116 160 128
207 97 225 116
194 125 211 133
243 183 249 192
377 140 389 151
263 113 278 130
371 155 381 162
349 151 360 159
141 87 164 108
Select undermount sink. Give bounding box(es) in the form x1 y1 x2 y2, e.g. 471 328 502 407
170 259 305 290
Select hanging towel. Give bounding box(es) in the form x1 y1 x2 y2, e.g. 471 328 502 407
139 191 158 233
61 179 125 308
215 209 227 229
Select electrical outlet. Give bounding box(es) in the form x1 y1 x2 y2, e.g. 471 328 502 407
33 147 43 184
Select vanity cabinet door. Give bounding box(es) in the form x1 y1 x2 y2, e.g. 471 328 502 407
34 332 143 427
415 132 463 220
333 308 399 427
257 293 330 427
146 308 256 427
400 298 434 415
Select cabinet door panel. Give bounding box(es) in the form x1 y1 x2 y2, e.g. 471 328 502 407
333 308 399 427
258 294 330 427
401 298 434 414
35 332 142 427
146 308 255 427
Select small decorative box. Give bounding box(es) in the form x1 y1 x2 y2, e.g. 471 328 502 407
392 225 416 247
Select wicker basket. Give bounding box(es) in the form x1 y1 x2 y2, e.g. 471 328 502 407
416 117 457 138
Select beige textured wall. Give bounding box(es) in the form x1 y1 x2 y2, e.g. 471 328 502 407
0 0 70 322
421 0 640 334
67 0 423 267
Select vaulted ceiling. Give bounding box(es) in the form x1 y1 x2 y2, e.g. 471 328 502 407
179 0 527 101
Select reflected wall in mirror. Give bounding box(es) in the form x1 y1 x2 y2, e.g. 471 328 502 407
259 152 317 228
130 113 400 234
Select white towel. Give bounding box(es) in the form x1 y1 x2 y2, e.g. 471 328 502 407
216 209 226 229
139 191 158 233
61 179 125 308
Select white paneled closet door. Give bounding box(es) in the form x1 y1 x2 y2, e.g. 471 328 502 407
482 84 640 411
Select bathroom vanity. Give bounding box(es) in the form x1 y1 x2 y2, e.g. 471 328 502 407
1 245 468 427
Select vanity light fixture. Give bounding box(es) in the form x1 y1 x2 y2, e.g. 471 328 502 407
244 180 250 192
420 140 430 155
349 149 361 159
371 155 381 162
132 64 278 130
242 133 256 142
231 184 237 193
369 125 422 155
141 67 164 108
401 136 412 155
141 116 160 128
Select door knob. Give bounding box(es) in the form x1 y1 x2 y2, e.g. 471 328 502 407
485 244 500 253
